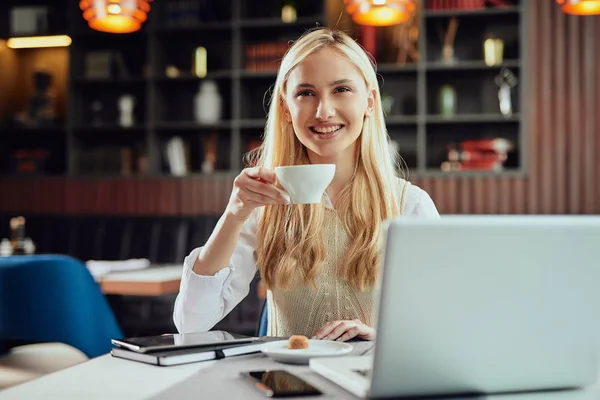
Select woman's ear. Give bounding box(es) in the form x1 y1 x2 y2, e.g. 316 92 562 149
281 99 292 122
283 107 292 122
365 89 376 117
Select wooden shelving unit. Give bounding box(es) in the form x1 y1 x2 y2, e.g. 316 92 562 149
0 0 528 178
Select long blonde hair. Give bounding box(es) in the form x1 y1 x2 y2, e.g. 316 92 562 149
247 27 403 291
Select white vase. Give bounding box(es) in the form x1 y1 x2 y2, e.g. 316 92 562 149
194 80 221 125
118 94 135 127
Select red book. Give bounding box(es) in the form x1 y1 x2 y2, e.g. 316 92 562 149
460 138 514 153
447 149 507 163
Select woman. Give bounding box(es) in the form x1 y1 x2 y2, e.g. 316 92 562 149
173 28 440 342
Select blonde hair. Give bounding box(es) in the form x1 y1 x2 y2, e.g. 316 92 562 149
247 27 403 291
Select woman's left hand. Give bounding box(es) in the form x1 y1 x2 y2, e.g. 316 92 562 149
311 319 375 342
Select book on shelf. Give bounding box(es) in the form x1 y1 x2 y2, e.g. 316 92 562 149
427 0 486 10
441 138 514 171
245 42 288 72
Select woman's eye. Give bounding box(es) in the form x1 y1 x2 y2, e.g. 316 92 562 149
334 86 351 93
297 90 314 97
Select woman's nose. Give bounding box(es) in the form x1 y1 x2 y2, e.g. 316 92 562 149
315 98 335 120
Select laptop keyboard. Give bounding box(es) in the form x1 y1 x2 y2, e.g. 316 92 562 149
353 369 372 378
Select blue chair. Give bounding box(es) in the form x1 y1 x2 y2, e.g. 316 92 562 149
257 300 268 337
0 255 123 358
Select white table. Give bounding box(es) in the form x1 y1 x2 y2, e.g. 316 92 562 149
1 351 598 400
0 354 215 400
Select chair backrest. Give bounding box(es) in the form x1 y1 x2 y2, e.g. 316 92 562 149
0 255 123 358
257 300 268 337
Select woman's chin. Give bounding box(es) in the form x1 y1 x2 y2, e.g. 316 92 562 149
306 143 351 161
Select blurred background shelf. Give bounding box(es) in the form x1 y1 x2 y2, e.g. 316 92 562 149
0 0 526 178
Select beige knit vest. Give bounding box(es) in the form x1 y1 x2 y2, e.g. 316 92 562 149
265 179 411 338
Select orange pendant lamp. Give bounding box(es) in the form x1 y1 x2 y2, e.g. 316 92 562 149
80 0 152 33
344 0 416 27
557 0 600 15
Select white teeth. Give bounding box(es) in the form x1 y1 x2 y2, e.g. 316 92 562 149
312 125 342 134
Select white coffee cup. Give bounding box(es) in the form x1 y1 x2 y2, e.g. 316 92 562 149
274 164 336 204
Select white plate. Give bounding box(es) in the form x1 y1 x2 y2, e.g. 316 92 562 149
261 340 353 365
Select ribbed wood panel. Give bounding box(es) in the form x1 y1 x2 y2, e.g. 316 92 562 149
0 177 235 216
0 1 598 216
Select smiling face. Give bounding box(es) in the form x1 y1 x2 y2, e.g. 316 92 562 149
283 47 375 162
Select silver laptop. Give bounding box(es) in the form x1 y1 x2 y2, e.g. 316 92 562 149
310 216 600 398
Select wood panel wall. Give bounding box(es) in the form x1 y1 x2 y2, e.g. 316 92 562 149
0 0 598 216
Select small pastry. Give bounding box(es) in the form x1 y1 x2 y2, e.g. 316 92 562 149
288 335 309 349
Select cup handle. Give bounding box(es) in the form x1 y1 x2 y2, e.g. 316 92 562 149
273 186 292 204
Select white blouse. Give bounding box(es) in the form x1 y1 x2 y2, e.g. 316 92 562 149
173 183 440 334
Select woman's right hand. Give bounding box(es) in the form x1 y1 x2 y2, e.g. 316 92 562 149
226 166 290 221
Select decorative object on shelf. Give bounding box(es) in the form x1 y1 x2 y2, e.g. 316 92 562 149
15 70 57 128
382 93 396 115
483 33 504 66
202 133 218 174
494 68 518 118
84 51 130 79
194 80 222 125
80 0 153 34
557 0 600 15
118 94 135 127
10 6 49 36
165 137 189 176
165 65 180 78
0 238 12 257
439 84 457 117
281 0 297 23
439 17 459 64
192 47 207 78
90 100 104 127
344 0 416 26
392 13 420 64
9 217 27 256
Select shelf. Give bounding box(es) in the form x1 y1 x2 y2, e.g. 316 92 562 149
425 114 520 124
49 0 525 179
71 77 147 84
425 60 520 71
154 71 234 82
73 124 148 132
1 126 66 134
155 121 233 130
239 16 324 28
69 29 147 38
424 6 522 17
240 119 267 129
239 70 278 79
156 21 233 33
377 63 419 73
385 116 419 125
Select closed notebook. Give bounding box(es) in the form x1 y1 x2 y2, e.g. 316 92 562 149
111 341 268 366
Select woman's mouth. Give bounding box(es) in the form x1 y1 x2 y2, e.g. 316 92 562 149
309 125 344 139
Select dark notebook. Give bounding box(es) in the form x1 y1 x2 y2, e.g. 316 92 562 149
110 339 275 366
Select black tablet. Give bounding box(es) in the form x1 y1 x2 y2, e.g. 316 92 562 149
111 330 257 353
